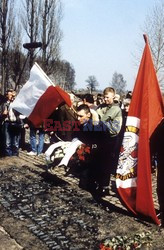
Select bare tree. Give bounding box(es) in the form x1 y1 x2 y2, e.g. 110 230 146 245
50 60 76 90
9 22 28 89
21 0 41 69
86 75 99 93
20 0 63 75
64 61 76 91
142 0 164 87
39 0 63 74
0 0 15 94
111 72 126 96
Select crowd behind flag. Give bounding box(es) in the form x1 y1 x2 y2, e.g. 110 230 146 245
10 63 71 127
116 34 164 225
10 36 164 225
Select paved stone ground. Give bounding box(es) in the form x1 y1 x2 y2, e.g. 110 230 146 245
0 149 164 250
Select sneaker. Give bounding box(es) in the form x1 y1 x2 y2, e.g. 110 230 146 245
27 151 37 156
37 153 44 157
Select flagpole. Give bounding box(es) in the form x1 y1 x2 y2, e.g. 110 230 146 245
34 62 55 86
143 34 148 43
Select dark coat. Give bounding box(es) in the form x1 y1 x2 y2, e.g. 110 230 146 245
150 119 164 211
49 103 77 141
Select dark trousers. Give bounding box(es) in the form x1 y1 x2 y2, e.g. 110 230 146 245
89 135 119 188
157 160 164 212
0 123 5 156
3 121 20 156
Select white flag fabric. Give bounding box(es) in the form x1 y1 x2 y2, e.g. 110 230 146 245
11 63 53 117
11 63 71 127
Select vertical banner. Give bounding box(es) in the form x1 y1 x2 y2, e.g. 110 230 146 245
116 35 164 224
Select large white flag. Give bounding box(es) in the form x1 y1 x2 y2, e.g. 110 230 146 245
11 63 71 127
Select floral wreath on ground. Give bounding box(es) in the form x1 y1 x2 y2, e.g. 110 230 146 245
71 144 91 163
100 231 152 250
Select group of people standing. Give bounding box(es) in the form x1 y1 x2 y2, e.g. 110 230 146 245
0 88 45 157
0 89 22 156
0 86 164 227
46 87 131 197
46 87 164 227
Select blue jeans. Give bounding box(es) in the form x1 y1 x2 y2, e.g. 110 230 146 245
30 128 45 154
3 121 20 156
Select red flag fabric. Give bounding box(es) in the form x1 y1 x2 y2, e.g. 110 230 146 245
28 85 71 127
11 63 71 127
116 34 164 224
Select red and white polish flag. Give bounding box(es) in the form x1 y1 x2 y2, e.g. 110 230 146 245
11 63 71 127
116 35 164 225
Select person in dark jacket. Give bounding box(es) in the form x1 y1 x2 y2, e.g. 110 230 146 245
1 89 22 156
76 102 122 196
150 119 164 227
48 93 77 143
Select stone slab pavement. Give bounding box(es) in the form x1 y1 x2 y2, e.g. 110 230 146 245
0 150 161 250
19 149 159 212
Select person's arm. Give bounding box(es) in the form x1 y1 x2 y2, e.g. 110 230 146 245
100 106 122 136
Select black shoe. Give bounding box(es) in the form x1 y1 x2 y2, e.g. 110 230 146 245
79 181 97 193
58 164 68 171
97 186 110 197
48 166 56 175
161 212 164 228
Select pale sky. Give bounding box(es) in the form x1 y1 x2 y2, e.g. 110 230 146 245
61 0 157 91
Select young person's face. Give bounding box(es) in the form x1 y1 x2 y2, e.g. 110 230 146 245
124 104 130 112
104 92 114 105
77 109 91 124
7 91 13 101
